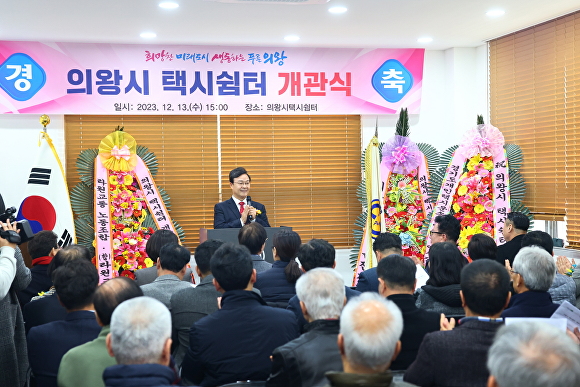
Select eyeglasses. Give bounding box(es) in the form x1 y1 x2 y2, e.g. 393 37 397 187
234 181 251 186
429 231 445 236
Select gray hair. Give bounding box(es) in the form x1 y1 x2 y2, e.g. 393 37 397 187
110 296 171 365
295 268 345 320
488 321 580 387
512 246 556 291
340 292 403 371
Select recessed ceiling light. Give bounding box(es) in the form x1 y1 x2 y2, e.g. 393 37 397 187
284 35 300 42
159 1 179 9
329 6 347 14
417 37 433 44
140 32 157 39
486 9 505 17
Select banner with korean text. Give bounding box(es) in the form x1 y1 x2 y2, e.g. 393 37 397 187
0 41 424 115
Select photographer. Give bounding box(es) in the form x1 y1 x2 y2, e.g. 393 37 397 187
0 219 32 387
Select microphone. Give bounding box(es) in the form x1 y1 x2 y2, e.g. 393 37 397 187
247 196 253 222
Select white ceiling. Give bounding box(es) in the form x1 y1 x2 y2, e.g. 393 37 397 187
1 0 579 50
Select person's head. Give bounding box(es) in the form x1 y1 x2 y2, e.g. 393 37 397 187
521 231 554 256
297 239 336 272
502 212 530 242
107 297 172 366
426 242 465 287
210 243 255 292
460 259 510 317
512 246 556 293
295 268 345 322
194 239 225 277
373 233 403 261
238 222 267 255
52 258 99 311
377 254 416 296
487 322 580 387
157 243 190 274
93 277 144 326
467 233 498 261
145 230 179 261
431 214 461 244
47 244 92 280
273 230 302 283
338 293 403 373
27 230 58 259
229 167 251 201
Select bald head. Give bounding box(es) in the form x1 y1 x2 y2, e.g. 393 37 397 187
93 277 143 326
339 293 403 372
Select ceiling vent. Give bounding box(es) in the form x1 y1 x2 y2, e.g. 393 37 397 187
205 0 329 4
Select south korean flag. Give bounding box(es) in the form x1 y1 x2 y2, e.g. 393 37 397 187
16 132 75 247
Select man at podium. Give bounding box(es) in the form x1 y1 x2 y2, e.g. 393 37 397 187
214 167 271 229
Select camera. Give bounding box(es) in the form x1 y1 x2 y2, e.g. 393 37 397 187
0 206 34 245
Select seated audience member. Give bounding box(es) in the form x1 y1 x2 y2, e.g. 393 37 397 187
181 243 299 386
238 222 272 273
324 293 411 387
57 277 144 387
497 211 529 265
0 221 31 387
171 239 224 367
287 239 360 330
267 268 345 387
415 242 465 316
377 254 440 370
356 232 403 293
140 243 192 308
135 230 193 286
18 230 59 306
467 233 498 263
520 230 576 305
104 297 179 387
23 244 91 334
254 230 302 306
502 246 559 318
487 321 580 387
28 258 101 387
405 259 510 387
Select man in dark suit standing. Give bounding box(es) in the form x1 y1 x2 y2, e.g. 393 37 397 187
27 258 101 387
404 259 511 387
214 167 270 229
497 211 529 265
355 232 402 293
181 243 299 386
377 254 440 370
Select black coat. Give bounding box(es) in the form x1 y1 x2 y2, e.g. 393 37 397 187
387 294 441 370
496 234 525 265
266 319 342 387
18 263 53 307
181 290 299 386
254 261 297 304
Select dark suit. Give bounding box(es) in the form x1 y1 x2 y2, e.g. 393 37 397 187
213 197 270 229
496 234 525 265
404 319 502 387
27 310 101 387
501 291 559 318
267 319 342 387
387 294 440 370
355 267 379 293
181 290 299 386
287 286 360 332
170 274 221 367
18 262 53 307
254 261 296 304
23 292 67 335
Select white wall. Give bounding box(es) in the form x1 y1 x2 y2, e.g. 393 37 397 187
362 45 488 153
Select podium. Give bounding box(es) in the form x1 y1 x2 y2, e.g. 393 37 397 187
199 226 292 263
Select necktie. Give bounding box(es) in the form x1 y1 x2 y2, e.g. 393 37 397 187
239 201 245 214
